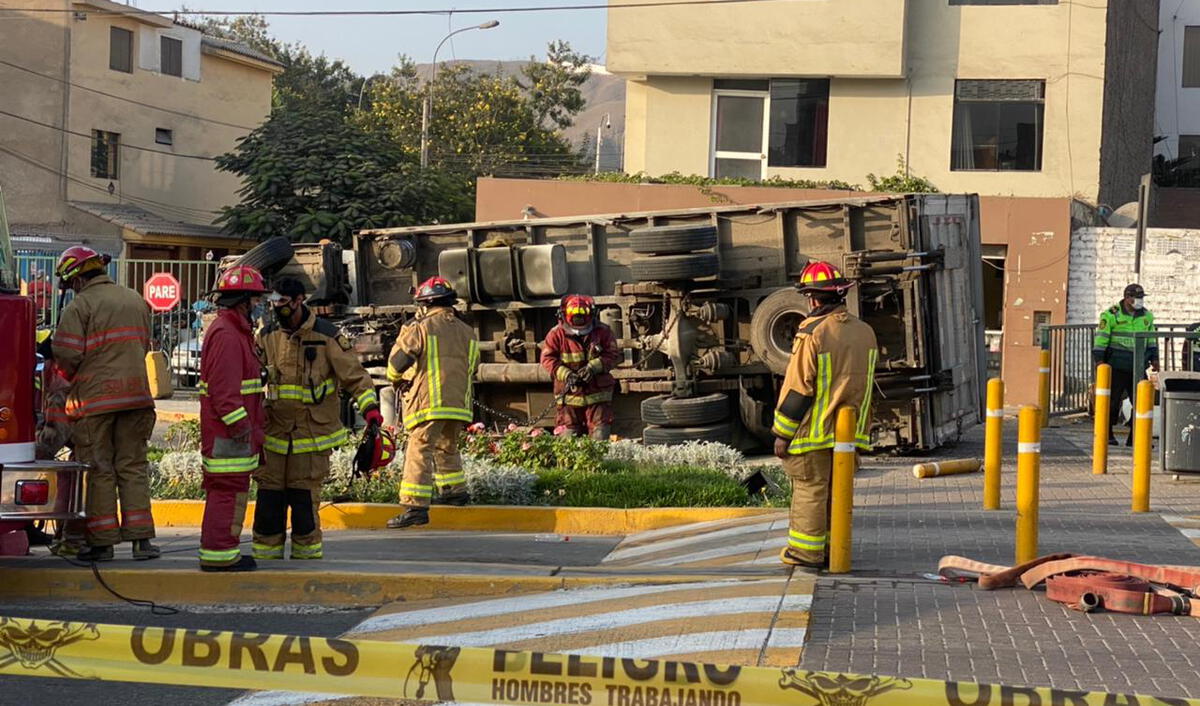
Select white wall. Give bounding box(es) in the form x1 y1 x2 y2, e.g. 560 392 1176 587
1157 1 1200 159
1068 227 1200 327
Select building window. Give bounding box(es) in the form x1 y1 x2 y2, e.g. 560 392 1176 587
161 36 183 77
949 0 1057 5
951 79 1044 171
768 79 829 168
155 128 173 146
91 130 120 179
109 27 133 73
1184 27 1200 88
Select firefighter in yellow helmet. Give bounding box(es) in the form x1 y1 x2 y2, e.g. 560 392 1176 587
772 261 877 569
385 277 479 529
253 277 382 560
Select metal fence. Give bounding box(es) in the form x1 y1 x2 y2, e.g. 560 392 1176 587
15 253 218 390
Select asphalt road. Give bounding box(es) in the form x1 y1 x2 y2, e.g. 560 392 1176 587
0 603 372 706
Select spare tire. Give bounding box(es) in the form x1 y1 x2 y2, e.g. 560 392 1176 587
630 225 718 255
631 253 719 282
642 422 734 446
234 236 295 277
641 393 730 427
750 287 810 375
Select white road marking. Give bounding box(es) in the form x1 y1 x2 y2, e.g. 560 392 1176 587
348 579 785 635
640 537 788 567
579 627 808 659
605 521 778 562
228 691 341 706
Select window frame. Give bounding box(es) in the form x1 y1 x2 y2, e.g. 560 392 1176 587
91 130 120 180
1183 26 1200 88
767 78 830 169
154 128 174 146
950 79 1046 173
709 88 770 180
160 35 183 78
109 26 133 74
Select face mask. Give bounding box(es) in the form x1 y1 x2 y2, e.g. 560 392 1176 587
1133 298 1145 310
274 302 294 324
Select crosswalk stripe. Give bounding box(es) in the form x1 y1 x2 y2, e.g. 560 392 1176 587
612 514 781 548
576 628 808 659
606 520 780 562
640 536 788 567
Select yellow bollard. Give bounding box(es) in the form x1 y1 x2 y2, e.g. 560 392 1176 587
1092 363 1111 475
912 458 982 479
1132 379 1154 513
984 378 1004 509
1038 349 1052 428
1015 405 1041 565
828 406 857 575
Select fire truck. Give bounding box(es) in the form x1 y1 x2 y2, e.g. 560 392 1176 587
0 190 87 534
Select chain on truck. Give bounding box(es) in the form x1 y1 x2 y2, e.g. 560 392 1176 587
225 194 987 452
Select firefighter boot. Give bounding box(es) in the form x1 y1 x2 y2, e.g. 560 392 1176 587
132 538 161 560
200 555 257 573
77 544 115 562
387 507 430 529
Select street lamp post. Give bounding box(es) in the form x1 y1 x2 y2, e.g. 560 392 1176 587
594 112 611 175
420 19 500 169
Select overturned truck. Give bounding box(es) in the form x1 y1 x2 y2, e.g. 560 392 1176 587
263 194 985 451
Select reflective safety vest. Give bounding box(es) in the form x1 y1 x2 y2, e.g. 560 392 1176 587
199 308 266 473
387 307 479 430
772 306 878 455
1093 304 1156 371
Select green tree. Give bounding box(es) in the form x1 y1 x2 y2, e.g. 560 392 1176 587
518 40 592 131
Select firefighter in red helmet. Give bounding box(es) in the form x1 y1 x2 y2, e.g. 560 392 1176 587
540 294 621 440
197 265 269 572
772 261 877 569
385 276 479 529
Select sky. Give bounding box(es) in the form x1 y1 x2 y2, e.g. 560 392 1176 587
167 1 609 75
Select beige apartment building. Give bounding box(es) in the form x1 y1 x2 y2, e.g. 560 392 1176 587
609 0 1158 208
0 0 280 260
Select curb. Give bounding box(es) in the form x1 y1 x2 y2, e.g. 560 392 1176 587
0 568 752 608
155 409 199 424
151 501 778 534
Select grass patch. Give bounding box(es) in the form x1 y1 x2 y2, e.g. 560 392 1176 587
534 461 777 508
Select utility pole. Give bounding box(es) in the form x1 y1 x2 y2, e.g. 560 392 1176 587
594 112 611 175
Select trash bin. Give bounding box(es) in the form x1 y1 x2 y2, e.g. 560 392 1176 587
1158 372 1200 474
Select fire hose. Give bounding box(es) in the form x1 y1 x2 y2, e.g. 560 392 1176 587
938 553 1200 617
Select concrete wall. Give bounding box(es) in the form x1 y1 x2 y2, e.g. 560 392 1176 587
608 0 907 79
614 1 1115 203
1156 0 1200 161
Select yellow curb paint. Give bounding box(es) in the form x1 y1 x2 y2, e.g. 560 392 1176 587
151 501 777 534
155 409 199 424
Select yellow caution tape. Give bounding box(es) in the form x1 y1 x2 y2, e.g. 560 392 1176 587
0 614 1195 705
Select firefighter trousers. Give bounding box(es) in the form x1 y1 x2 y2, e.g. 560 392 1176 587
401 419 466 507
74 408 156 546
555 403 613 440
781 449 836 564
251 449 330 560
199 470 251 567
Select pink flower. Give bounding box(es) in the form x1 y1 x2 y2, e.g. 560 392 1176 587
530 428 545 437
521 442 532 451
467 422 486 434
553 425 570 436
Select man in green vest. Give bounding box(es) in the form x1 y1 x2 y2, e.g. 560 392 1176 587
1093 283 1157 446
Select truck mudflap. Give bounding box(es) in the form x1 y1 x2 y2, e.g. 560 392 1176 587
0 460 86 521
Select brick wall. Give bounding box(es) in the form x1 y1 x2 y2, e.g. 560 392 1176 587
1068 227 1200 327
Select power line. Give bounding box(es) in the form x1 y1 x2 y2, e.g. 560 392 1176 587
1 0 777 17
0 58 258 131
0 108 219 161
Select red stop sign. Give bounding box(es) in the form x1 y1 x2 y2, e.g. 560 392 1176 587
144 272 181 312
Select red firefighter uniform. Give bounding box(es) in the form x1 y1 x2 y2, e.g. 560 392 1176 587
51 273 156 547
198 306 266 568
253 311 378 560
540 320 621 438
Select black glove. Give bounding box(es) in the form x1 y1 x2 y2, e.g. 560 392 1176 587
577 366 595 384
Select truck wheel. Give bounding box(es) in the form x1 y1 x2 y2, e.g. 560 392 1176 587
631 253 719 282
642 422 734 446
233 236 294 277
630 225 718 255
641 393 730 427
750 288 810 375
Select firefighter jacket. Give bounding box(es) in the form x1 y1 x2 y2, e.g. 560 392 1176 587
51 274 153 419
199 308 265 473
258 310 378 455
386 306 479 430
540 323 621 407
1093 304 1157 371
772 306 878 455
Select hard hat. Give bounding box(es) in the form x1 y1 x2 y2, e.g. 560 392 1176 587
214 265 270 295
797 260 853 294
560 294 596 336
353 424 397 477
54 246 105 282
413 276 457 304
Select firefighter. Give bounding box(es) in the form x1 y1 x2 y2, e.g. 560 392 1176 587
253 277 382 560
540 294 621 440
772 261 877 569
198 265 269 572
385 277 479 529
36 331 84 554
1093 283 1157 446
51 246 160 562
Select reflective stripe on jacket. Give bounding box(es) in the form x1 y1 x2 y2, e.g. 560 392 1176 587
259 311 378 455
387 307 479 430
1093 304 1156 370
200 308 265 472
773 306 878 455
539 323 620 407
51 275 153 419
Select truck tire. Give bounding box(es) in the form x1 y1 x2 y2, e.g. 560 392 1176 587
750 288 810 375
630 225 718 255
233 236 294 276
642 422 734 446
631 253 719 282
641 393 730 427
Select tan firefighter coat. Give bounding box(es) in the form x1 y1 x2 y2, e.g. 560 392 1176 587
386 306 479 430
